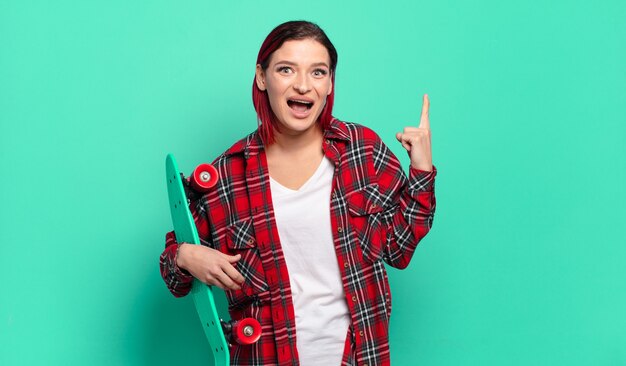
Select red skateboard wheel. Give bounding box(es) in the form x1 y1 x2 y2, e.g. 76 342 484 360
190 163 219 192
231 317 262 345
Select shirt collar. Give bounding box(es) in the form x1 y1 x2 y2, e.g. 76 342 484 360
324 118 351 142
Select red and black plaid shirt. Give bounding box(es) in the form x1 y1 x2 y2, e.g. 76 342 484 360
160 119 436 366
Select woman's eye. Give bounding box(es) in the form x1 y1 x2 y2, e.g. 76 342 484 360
313 69 328 77
278 66 293 74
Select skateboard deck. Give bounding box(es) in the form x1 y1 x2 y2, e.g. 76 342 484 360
165 153 230 365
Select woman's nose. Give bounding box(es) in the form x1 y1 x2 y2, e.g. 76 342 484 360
293 74 311 93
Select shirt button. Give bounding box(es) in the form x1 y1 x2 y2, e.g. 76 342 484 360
247 238 255 245
352 295 357 302
337 227 343 233
371 203 377 208
332 191 336 199
325 139 331 144
344 262 349 268
359 331 364 337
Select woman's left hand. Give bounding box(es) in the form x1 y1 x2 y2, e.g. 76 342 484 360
395 94 433 171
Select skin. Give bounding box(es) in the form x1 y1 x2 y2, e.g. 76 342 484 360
178 38 433 291
396 94 433 172
256 39 333 190
177 244 244 290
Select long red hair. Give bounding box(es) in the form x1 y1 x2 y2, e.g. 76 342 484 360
252 21 338 145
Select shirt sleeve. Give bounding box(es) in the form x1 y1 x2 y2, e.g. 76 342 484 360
373 137 437 269
159 197 211 297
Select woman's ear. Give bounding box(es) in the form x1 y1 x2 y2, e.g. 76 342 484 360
255 64 266 91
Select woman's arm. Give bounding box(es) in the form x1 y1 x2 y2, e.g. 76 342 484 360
376 94 436 268
373 137 436 269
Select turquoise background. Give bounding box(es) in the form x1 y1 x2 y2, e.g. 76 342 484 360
1 1 625 365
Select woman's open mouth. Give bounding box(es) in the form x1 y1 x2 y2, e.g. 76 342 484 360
287 99 314 113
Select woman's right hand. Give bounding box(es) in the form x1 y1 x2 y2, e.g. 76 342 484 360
176 243 245 291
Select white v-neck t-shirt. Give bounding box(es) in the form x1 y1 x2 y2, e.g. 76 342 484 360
269 156 350 365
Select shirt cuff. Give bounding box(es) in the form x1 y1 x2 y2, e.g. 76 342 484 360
173 244 194 280
408 165 437 192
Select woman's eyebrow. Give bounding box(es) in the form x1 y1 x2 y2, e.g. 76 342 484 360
311 62 330 68
274 60 330 68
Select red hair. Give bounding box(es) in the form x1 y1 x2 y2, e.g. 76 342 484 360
252 21 338 145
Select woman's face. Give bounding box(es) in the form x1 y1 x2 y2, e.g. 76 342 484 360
255 38 333 138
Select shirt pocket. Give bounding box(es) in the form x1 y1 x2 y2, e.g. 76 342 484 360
225 218 269 309
346 183 388 263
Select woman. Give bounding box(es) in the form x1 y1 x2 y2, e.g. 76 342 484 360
160 20 436 366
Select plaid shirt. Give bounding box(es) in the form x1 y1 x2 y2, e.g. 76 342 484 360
160 119 436 366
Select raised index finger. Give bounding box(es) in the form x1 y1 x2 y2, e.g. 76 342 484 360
419 94 430 129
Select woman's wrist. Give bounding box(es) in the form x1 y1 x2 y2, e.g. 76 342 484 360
176 243 190 270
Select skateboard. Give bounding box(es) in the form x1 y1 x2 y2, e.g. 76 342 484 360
165 153 261 365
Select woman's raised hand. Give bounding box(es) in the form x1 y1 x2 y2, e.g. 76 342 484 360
395 94 433 172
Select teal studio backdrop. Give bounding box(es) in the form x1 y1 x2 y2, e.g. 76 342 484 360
1 1 625 365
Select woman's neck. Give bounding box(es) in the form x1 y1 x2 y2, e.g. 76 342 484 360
265 124 325 190
267 124 324 156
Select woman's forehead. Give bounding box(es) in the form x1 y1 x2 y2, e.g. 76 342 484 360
269 39 330 66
